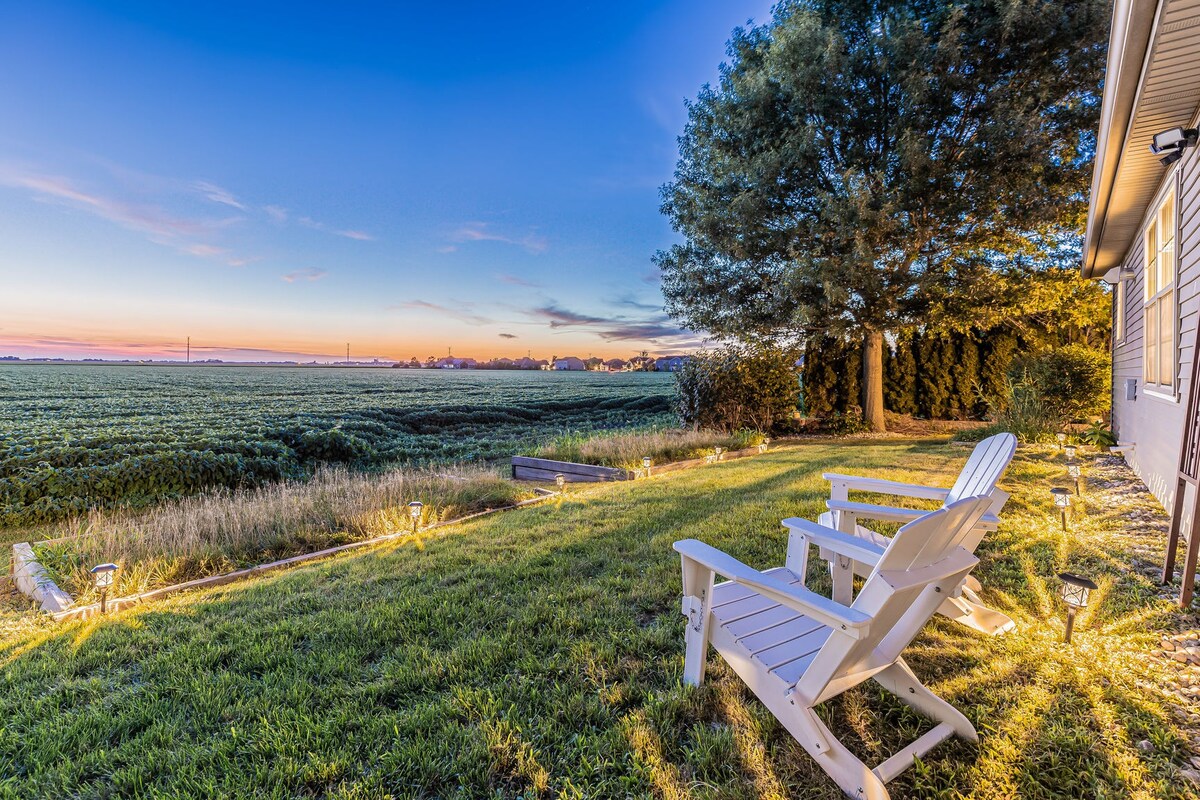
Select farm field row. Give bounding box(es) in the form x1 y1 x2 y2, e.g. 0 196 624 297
0 365 675 526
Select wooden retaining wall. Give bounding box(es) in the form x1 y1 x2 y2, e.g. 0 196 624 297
511 456 631 482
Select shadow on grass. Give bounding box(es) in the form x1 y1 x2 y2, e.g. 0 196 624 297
0 441 1193 798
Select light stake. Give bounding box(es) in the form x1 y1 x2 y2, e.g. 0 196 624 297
1051 487 1072 532
642 456 652 477
91 563 118 614
714 446 724 461
1067 462 1083 495
555 473 566 492
407 501 423 535
1058 572 1097 644
1056 432 1067 450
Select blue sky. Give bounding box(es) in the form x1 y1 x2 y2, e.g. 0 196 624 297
0 0 774 361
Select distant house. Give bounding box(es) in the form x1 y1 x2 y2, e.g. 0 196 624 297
553 356 586 371
435 357 477 369
655 355 691 372
513 356 547 370
604 358 627 371
626 355 656 371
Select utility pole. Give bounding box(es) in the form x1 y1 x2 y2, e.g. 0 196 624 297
346 343 350 366
186 337 190 364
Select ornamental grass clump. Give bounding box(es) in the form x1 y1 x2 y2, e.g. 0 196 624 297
532 427 764 471
31 464 530 601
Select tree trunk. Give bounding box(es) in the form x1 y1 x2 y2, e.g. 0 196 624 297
862 330 886 432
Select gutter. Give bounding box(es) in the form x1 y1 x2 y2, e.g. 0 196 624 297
1082 0 1160 279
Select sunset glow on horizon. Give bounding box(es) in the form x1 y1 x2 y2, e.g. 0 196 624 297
0 1 775 362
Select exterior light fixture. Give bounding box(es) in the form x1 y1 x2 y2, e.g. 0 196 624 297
91 563 118 613
1051 487 1071 531
642 456 652 476
1067 462 1083 495
714 446 724 461
1057 572 1098 643
1150 127 1199 165
555 473 566 492
762 437 771 453
1064 444 1077 460
1056 432 1067 450
407 501 423 534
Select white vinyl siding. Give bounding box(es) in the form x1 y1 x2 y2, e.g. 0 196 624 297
1144 186 1177 390
1115 279 1126 343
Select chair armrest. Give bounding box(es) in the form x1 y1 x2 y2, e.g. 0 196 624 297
822 472 950 502
825 499 925 524
780 517 887 566
673 539 871 637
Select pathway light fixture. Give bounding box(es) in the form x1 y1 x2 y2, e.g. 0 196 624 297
642 456 652 477
1051 487 1072 532
1056 432 1067 450
91 563 118 614
1067 462 1083 496
1065 444 1078 460
1058 572 1098 643
555 473 566 492
407 501 423 534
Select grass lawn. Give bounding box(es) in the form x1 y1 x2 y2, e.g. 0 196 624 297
0 440 1195 799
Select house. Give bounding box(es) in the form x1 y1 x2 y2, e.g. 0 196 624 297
654 355 691 372
435 357 476 369
1082 0 1200 509
513 356 547 370
552 356 586 371
604 358 627 371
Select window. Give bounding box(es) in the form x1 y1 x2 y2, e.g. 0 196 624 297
1144 186 1177 389
1114 279 1126 343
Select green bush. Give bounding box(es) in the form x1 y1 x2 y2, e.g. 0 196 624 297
677 343 800 433
1010 344 1111 422
955 377 1060 443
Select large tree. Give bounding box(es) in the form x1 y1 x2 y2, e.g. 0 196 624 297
657 0 1108 431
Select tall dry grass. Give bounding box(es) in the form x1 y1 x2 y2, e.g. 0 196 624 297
532 428 764 470
33 464 531 601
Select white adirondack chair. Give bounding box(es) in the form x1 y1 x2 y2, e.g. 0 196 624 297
818 432 1018 636
676 496 992 800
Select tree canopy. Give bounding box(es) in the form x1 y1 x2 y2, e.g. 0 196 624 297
657 0 1110 430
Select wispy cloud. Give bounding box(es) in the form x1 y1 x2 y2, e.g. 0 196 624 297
391 300 495 326
527 305 609 328
194 180 245 210
498 333 518 339
451 222 547 254
281 268 328 283
609 294 663 312
263 205 288 223
0 167 217 241
522 301 697 346
496 273 540 287
299 216 375 241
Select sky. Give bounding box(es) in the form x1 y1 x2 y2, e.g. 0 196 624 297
0 0 775 362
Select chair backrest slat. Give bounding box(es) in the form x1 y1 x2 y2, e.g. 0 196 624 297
946 433 1017 504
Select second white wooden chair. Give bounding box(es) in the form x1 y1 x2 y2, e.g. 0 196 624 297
817 432 1018 635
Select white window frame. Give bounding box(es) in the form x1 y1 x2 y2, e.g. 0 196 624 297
1143 178 1179 395
1114 278 1126 344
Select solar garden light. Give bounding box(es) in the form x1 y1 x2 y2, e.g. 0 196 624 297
1051 487 1072 532
1057 572 1098 644
1056 432 1067 450
714 446 724 461
1068 462 1083 496
407 501 423 534
1065 444 1078 460
555 473 566 492
762 437 771 453
642 456 652 476
90 563 118 614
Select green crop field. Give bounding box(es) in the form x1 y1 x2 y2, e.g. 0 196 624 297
0 365 676 526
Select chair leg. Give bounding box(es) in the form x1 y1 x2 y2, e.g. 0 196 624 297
937 593 1016 636
781 702 891 800
873 658 977 742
